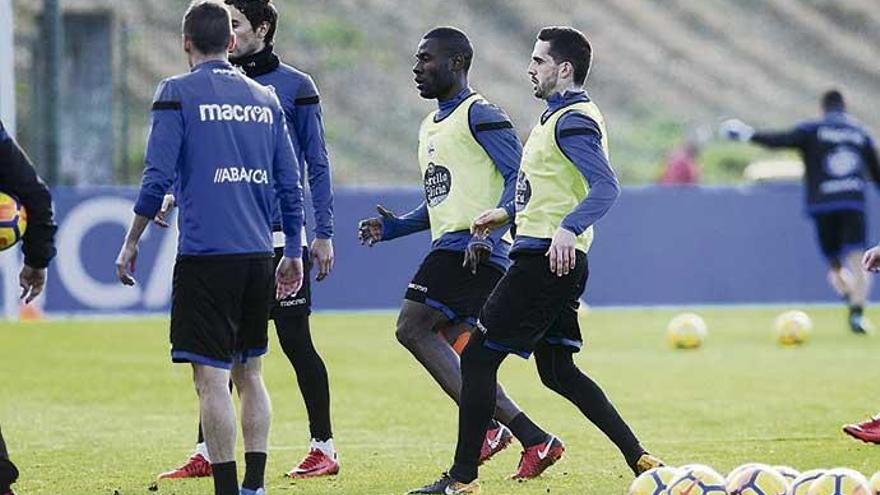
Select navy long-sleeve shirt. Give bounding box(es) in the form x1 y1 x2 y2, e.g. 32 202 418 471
512 89 621 253
249 61 334 239
0 120 57 268
750 110 880 214
380 87 522 269
134 60 304 257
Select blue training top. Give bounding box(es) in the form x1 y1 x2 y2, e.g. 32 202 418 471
134 59 304 257
751 110 880 214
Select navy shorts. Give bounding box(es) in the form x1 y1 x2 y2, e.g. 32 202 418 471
812 209 866 266
404 249 504 325
170 254 274 369
479 250 588 358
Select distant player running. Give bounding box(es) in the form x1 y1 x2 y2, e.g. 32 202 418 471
722 90 880 334
357 27 558 481
115 3 304 494
0 119 57 495
411 26 663 494
156 0 340 480
842 245 880 442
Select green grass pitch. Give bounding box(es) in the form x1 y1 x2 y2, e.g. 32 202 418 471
2 307 879 494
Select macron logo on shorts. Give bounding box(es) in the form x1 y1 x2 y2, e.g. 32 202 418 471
198 104 274 125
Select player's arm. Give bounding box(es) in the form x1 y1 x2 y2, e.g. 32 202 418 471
357 202 429 247
118 79 184 286
0 120 57 302
273 103 306 299
721 119 810 149
551 112 621 276
293 76 336 280
464 100 521 272
0 121 56 271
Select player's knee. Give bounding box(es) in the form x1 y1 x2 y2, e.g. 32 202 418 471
536 352 578 393
460 335 502 374
395 311 426 350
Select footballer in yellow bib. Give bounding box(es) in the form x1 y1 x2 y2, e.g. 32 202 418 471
415 26 665 495
358 28 555 495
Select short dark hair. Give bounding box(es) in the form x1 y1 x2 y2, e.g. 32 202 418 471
225 0 279 46
183 1 233 55
423 26 474 72
537 26 592 85
821 89 845 112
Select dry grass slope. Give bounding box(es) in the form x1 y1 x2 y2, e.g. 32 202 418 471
13 0 880 184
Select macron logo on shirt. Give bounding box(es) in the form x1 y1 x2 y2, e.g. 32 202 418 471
199 104 274 125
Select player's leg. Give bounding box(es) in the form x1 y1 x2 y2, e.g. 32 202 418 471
167 256 247 495
272 247 339 478
231 357 271 493
233 256 276 494
841 211 871 333
193 364 239 495
533 343 658 474
439 322 552 460
0 427 19 494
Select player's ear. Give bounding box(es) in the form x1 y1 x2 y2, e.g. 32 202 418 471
227 33 237 53
559 61 573 81
449 53 465 72
257 21 270 41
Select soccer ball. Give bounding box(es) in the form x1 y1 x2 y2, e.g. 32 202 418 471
790 470 827 495
728 463 763 484
725 464 789 495
666 464 726 494
869 472 880 495
667 313 707 349
774 465 800 484
0 191 26 251
774 310 812 346
807 468 871 495
627 466 679 495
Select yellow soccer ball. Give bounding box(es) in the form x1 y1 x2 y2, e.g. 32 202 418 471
808 468 871 495
774 465 801 484
774 310 812 346
667 313 707 349
627 466 679 495
0 191 26 251
790 470 827 495
726 463 789 495
667 464 726 494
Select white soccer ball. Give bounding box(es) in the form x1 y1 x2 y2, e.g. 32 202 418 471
667 313 708 349
627 466 679 495
868 471 880 495
725 463 789 495
773 465 800 484
807 468 871 495
774 310 812 346
790 469 826 495
666 464 726 494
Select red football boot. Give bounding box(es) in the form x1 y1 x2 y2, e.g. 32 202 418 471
286 448 340 478
156 452 213 480
843 414 880 444
480 424 513 465
510 435 565 480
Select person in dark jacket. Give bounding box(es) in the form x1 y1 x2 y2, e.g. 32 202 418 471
722 90 880 334
0 119 58 495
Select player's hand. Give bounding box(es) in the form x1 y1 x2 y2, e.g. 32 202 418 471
546 227 577 277
471 207 510 236
115 241 139 286
357 205 395 247
463 231 492 275
276 255 304 300
863 245 880 272
310 238 334 281
719 119 754 142
19 265 46 304
153 194 176 228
